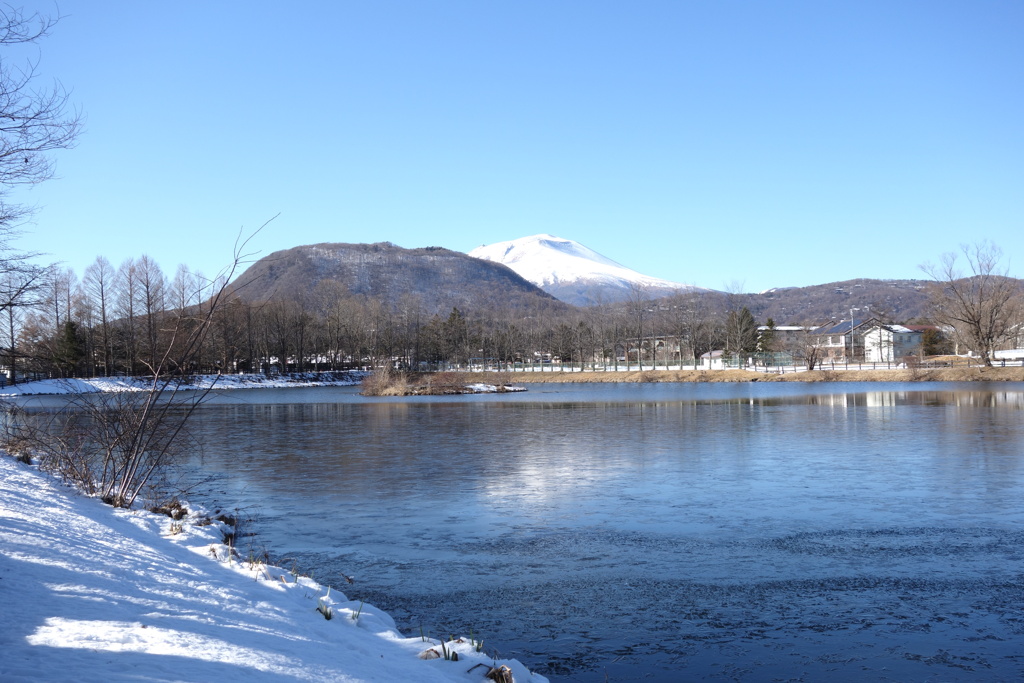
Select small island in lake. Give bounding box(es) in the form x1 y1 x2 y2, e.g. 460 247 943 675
361 371 526 396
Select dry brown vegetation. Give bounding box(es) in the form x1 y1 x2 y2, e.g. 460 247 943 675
361 370 520 395
451 366 1024 384
360 368 412 396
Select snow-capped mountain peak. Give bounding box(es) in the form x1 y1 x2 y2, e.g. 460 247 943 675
476 234 620 275
468 234 704 306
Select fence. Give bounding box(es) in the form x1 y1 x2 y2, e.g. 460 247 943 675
448 357 1024 374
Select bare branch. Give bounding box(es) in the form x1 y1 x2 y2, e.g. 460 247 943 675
0 6 81 230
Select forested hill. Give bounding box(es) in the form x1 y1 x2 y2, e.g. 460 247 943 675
228 242 566 316
738 278 932 323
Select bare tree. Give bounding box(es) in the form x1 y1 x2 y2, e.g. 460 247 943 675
921 242 1023 367
12 225 268 508
136 254 167 370
70 277 96 376
311 280 354 371
82 257 116 376
626 283 651 370
791 325 826 371
40 265 75 334
667 290 721 366
114 258 140 374
0 263 46 381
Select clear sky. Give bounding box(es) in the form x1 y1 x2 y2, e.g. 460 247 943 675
10 0 1024 293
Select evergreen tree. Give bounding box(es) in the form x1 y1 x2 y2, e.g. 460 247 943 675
758 318 778 353
54 319 84 377
725 307 759 355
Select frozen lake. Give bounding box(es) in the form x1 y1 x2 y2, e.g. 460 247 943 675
177 382 1024 681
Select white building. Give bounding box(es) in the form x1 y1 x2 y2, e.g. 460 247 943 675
862 324 923 362
756 325 809 350
699 350 726 370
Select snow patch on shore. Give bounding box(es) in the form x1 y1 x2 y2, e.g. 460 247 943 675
0 372 367 397
0 456 546 682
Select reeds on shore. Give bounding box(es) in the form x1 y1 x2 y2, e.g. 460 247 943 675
361 369 519 396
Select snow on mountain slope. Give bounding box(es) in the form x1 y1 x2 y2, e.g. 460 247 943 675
468 234 704 306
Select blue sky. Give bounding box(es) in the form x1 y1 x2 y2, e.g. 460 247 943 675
11 0 1024 293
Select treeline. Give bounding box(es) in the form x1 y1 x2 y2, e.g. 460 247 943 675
3 254 790 382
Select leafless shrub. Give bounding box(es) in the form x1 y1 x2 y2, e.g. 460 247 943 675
489 371 513 388
3 224 268 508
12 389 206 506
0 423 33 464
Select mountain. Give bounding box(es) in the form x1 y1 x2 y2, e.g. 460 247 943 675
228 242 564 316
738 278 933 324
468 234 706 306
224 239 943 325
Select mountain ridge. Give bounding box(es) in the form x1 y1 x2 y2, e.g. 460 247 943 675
224 237 942 323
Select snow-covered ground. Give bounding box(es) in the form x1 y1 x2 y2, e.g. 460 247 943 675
0 373 525 398
0 455 546 683
0 372 367 397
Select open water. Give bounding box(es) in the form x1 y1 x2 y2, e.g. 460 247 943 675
169 382 1024 681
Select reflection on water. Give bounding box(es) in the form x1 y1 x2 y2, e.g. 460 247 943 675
768 388 1024 409
28 382 1024 681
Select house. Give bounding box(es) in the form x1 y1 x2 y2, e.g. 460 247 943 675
810 318 883 362
756 325 809 352
699 350 726 370
996 323 1024 353
992 324 1024 362
862 324 923 362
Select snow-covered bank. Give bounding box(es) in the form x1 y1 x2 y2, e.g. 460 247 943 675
0 456 546 683
0 372 367 397
0 373 525 398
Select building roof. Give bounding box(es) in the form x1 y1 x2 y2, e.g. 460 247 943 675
812 318 878 335
863 323 921 334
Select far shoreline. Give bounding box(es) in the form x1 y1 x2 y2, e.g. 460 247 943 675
454 366 1024 384
5 366 1023 400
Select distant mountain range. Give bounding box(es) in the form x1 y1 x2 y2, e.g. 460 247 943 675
469 234 707 306
465 234 934 321
735 278 932 324
227 235 938 323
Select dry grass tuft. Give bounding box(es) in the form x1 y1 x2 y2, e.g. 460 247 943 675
361 369 411 396
2 435 34 465
486 665 514 683
362 370 496 395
